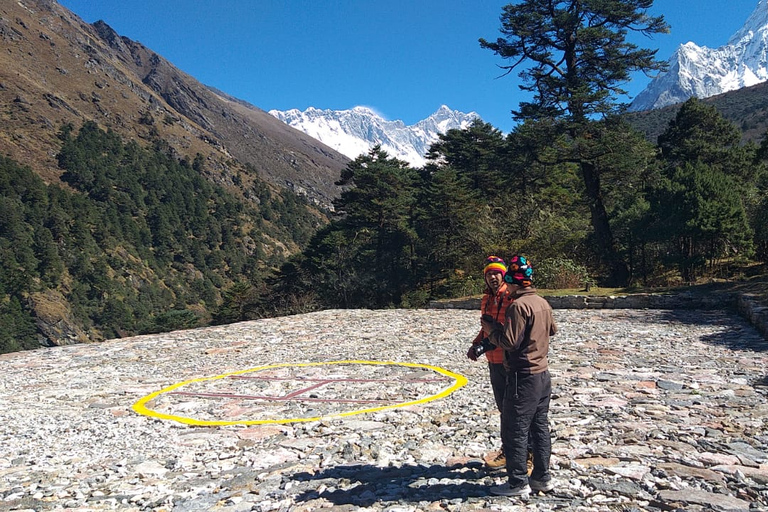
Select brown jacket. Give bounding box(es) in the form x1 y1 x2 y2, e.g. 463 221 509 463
488 286 557 374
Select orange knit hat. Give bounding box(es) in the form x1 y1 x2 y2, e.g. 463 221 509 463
483 255 507 276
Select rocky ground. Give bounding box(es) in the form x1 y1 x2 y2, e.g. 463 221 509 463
1 308 767 512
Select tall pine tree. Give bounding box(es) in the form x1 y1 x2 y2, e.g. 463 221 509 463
480 0 669 285
325 147 420 307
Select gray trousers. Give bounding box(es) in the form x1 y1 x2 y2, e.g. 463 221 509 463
501 370 552 487
488 362 506 413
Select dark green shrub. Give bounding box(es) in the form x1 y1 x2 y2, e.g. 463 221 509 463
534 258 593 289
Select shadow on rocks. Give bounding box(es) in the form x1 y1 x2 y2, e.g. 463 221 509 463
658 309 768 353
656 310 768 393
291 461 491 507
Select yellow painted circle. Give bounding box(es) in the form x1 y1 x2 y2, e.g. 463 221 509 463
132 360 467 426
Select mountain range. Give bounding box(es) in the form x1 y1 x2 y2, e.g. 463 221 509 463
269 105 480 168
630 0 768 111
271 2 768 159
5 0 767 206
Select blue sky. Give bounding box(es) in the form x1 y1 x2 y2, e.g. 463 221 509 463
58 0 760 133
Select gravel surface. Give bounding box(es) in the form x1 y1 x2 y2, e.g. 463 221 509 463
1 308 767 511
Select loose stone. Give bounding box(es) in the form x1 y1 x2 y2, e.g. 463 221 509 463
1 308 766 511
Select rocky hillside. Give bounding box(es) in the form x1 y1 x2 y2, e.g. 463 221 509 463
625 78 768 144
0 0 356 350
0 0 348 208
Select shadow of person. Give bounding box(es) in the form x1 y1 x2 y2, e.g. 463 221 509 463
291 461 491 507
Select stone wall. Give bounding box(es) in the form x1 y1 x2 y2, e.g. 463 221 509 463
429 292 768 341
738 293 768 339
543 292 736 310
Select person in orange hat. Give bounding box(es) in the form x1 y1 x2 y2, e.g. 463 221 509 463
467 255 513 471
484 255 558 498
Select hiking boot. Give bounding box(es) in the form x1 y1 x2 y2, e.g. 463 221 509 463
490 482 531 497
484 449 506 471
529 478 554 492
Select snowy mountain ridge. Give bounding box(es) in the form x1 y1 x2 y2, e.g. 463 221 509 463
630 0 768 111
269 105 480 167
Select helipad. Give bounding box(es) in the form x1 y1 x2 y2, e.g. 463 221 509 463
132 360 467 425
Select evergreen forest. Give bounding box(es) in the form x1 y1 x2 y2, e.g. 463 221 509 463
0 122 321 353
263 100 768 315
2 100 767 354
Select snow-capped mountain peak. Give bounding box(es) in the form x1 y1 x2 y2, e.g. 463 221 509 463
728 0 768 46
268 105 479 167
630 0 768 111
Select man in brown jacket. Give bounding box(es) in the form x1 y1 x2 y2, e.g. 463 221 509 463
482 255 557 497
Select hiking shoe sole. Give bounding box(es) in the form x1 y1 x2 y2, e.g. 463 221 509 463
490 483 531 497
529 479 554 492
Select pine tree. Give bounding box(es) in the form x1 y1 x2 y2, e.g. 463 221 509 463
426 120 506 195
332 147 419 306
658 98 757 183
480 0 669 285
648 98 758 278
414 166 484 293
647 162 753 281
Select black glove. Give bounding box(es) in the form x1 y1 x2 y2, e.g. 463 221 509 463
473 337 496 357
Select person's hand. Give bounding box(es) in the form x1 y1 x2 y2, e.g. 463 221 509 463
466 344 478 361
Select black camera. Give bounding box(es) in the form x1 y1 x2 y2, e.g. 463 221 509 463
474 337 497 357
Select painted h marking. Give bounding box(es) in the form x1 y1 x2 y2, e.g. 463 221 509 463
169 373 451 404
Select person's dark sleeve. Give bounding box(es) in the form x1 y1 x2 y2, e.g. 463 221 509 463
488 303 526 351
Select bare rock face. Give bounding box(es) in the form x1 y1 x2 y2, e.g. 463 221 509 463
27 289 95 347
